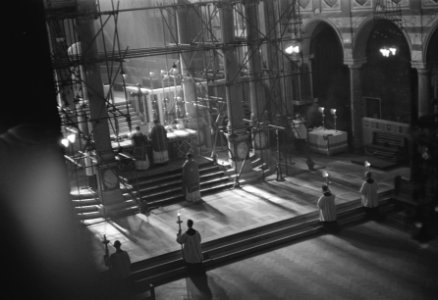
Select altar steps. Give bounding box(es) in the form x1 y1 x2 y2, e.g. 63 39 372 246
126 159 235 208
128 197 396 295
71 159 234 220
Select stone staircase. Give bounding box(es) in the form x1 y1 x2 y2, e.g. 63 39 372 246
71 158 235 221
123 158 235 209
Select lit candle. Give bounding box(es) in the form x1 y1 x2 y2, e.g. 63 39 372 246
177 210 182 231
364 160 371 169
322 170 329 185
330 108 336 115
318 107 325 113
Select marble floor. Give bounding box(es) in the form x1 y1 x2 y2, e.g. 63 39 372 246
154 221 438 300
85 152 409 272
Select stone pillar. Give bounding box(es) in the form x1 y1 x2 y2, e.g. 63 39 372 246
413 63 431 118
175 1 211 151
244 0 266 121
76 0 123 216
346 58 366 149
263 0 282 116
220 0 251 172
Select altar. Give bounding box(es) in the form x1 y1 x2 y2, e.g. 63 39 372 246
111 128 198 160
307 127 348 155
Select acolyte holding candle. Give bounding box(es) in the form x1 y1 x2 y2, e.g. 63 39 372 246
177 211 182 232
322 170 330 186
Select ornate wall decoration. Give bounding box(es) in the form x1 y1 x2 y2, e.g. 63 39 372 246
299 0 312 12
352 0 372 10
422 0 438 8
321 0 341 11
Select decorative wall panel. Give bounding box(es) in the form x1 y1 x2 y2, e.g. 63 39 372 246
422 0 438 8
299 0 313 12
321 0 341 12
352 0 372 10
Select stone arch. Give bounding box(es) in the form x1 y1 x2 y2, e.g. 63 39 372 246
424 21 438 104
354 17 414 124
301 17 344 59
300 18 349 132
423 18 438 62
352 16 412 62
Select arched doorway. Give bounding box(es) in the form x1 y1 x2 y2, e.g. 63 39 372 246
309 22 349 132
426 26 438 109
361 19 413 123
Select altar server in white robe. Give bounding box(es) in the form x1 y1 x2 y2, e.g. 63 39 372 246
317 184 338 231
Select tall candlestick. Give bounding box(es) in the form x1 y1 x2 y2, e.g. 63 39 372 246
330 108 337 131
364 160 371 175
177 211 182 231
322 170 329 186
319 107 325 130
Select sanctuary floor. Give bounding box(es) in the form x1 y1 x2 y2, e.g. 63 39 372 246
84 151 409 270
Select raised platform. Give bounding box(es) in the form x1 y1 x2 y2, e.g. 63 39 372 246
86 152 407 268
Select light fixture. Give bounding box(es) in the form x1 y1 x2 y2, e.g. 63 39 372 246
67 133 76 144
60 138 70 148
284 43 300 55
379 46 398 57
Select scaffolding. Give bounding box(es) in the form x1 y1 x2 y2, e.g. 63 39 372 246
44 0 309 192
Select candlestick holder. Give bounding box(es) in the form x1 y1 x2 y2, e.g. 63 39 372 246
177 211 182 232
319 107 325 130
322 170 329 186
364 160 371 176
330 108 337 131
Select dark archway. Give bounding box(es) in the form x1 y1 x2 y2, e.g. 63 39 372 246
309 22 349 131
426 26 438 106
361 19 413 123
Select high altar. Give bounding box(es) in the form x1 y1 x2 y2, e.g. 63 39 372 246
308 127 348 156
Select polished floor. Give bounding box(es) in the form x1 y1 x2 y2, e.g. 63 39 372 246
154 221 438 300
85 151 409 270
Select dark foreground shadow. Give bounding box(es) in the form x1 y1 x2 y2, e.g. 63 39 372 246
185 265 213 300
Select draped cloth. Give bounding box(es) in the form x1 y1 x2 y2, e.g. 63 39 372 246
131 131 150 170
182 158 201 202
150 124 169 164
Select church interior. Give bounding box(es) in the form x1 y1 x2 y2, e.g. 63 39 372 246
2 0 438 299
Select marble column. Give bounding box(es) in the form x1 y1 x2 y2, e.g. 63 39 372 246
244 0 266 121
346 59 366 149
76 0 123 214
220 0 251 173
413 63 431 118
